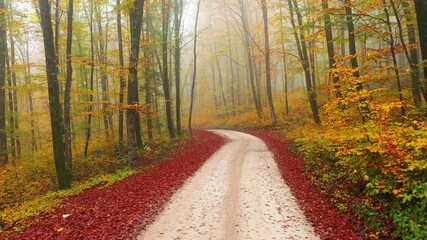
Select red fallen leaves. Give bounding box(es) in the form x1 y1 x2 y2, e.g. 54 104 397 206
250 131 364 240
6 130 226 240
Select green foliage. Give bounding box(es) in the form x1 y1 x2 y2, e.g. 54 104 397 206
392 198 427 240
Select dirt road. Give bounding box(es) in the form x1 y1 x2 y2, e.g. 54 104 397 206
137 130 318 240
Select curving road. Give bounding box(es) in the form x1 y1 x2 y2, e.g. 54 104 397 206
137 130 319 240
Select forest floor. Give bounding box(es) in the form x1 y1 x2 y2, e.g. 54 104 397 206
3 129 364 239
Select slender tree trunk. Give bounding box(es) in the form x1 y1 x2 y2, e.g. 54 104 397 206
227 46 236 117
321 0 341 97
345 3 360 80
64 0 74 176
345 1 370 121
54 0 60 71
398 1 424 106
240 0 262 118
146 13 163 136
6 48 16 160
38 0 70 189
84 0 95 157
6 1 21 158
95 5 111 140
224 19 236 116
414 1 427 80
174 0 183 135
117 0 125 152
144 26 153 140
383 0 404 116
280 8 289 115
10 35 20 159
189 0 202 135
213 41 228 117
104 9 114 138
309 41 316 89
211 63 219 111
254 61 262 106
154 92 162 134
287 0 320 125
235 48 243 108
261 0 276 124
23 33 38 151
0 0 7 165
127 0 145 168
340 12 346 57
161 0 175 139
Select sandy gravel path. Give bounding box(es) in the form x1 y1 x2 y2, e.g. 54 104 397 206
137 130 318 240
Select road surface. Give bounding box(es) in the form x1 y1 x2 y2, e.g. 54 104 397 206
137 130 318 240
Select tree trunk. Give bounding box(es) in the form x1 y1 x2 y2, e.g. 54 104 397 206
188 0 202 135
127 0 145 169
6 46 15 160
22 33 38 151
95 5 111 140
400 1 424 106
0 0 7 165
211 63 219 111
5 0 21 158
84 0 95 158
38 0 71 189
213 41 229 117
225 19 236 116
144 26 153 140
117 0 125 152
415 0 427 80
383 0 405 116
240 0 262 118
261 0 276 124
174 0 183 135
287 0 320 125
161 0 175 139
321 0 341 97
54 0 60 74
280 8 289 115
64 0 74 176
345 1 370 122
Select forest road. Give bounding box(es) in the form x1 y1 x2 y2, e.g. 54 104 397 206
137 130 319 240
